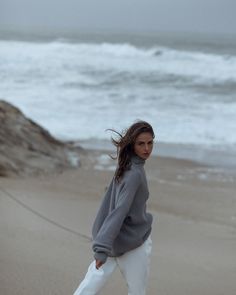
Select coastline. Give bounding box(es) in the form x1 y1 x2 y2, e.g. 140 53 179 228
1 17 236 295
78 138 236 170
0 148 235 295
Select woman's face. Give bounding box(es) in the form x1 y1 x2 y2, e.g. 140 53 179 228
134 132 154 160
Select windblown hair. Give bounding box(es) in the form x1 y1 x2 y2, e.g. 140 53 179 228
108 121 155 182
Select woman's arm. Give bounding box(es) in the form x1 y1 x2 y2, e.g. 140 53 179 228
92 170 141 264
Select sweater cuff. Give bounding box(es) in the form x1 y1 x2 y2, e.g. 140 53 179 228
94 252 108 264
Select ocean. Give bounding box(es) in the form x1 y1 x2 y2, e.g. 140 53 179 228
0 31 236 167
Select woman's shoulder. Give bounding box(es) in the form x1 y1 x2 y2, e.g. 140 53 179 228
121 165 142 184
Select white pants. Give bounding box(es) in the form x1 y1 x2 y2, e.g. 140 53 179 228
73 237 152 295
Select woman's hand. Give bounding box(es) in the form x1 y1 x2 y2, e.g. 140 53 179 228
95 259 104 269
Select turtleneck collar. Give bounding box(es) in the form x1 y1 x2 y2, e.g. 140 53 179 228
131 154 145 165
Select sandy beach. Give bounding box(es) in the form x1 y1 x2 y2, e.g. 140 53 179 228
0 149 236 295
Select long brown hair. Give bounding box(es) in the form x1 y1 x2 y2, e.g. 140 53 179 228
108 121 155 182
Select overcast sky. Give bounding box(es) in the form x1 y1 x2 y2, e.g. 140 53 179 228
0 0 236 35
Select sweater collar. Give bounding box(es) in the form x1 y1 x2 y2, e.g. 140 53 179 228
131 155 145 165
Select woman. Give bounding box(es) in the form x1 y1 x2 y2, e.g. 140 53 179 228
73 121 155 295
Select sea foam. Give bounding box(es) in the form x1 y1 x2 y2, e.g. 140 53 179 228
0 39 236 152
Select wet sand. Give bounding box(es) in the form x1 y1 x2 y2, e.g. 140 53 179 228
0 149 236 295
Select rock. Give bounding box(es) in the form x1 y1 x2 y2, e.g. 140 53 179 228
0 100 82 177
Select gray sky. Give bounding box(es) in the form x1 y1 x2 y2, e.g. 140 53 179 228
0 0 236 35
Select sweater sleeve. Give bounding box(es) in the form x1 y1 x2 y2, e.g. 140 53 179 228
92 170 141 263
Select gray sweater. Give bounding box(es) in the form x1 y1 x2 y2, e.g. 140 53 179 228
92 155 153 263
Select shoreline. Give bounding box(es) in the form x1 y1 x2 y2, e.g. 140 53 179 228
77 138 236 170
